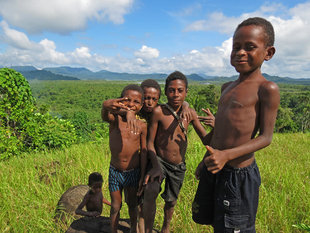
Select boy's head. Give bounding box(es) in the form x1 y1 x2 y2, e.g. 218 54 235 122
88 172 103 193
235 17 274 47
231 17 276 74
165 71 188 108
121 84 144 114
140 79 161 113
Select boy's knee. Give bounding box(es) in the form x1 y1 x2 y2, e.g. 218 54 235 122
144 182 160 201
111 202 122 214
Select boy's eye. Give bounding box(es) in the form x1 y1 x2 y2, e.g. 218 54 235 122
245 44 256 51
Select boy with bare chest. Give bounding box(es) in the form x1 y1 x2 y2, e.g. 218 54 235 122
192 17 280 232
143 71 208 233
101 84 147 233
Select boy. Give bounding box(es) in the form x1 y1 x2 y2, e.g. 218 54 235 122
75 172 111 217
143 71 209 233
192 17 280 232
101 84 147 233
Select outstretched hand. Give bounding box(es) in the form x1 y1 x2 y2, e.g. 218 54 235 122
198 108 215 128
203 145 227 174
105 97 130 112
143 166 163 185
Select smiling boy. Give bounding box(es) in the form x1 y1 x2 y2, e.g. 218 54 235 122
192 17 280 232
101 84 147 233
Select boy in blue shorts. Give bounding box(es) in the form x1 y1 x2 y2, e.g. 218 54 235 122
192 17 280 232
102 84 147 233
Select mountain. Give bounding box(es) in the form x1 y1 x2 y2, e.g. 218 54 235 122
10 66 79 80
3 66 310 84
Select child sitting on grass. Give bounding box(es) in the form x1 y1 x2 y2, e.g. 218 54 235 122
75 172 111 217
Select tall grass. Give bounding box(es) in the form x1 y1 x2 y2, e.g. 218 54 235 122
0 133 309 232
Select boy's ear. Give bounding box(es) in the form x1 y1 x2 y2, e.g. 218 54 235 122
264 46 276 61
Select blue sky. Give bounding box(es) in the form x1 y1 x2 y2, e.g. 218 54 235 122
0 0 310 78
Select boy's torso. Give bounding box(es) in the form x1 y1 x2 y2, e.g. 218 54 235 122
155 105 189 165
211 77 264 166
109 115 143 170
86 192 103 213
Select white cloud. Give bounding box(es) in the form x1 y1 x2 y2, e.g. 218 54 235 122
0 0 134 34
134 45 160 60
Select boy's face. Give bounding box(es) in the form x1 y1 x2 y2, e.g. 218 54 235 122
122 90 143 114
230 25 275 74
90 181 102 194
165 79 187 108
142 87 160 113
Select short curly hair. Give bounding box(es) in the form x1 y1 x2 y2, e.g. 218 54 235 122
121 84 144 102
141 79 161 98
88 172 103 186
165 71 188 93
235 17 275 47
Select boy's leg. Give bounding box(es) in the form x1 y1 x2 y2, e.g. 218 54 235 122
125 186 139 233
161 200 177 233
143 180 161 233
110 190 122 233
138 202 145 233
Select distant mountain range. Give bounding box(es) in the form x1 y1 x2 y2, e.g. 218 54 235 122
2 65 310 85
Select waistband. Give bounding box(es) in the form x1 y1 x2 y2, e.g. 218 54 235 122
223 160 257 173
109 164 140 173
157 156 186 169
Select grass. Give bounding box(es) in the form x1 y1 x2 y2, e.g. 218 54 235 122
0 133 309 232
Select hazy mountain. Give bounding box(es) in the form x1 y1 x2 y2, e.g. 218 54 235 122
3 66 310 84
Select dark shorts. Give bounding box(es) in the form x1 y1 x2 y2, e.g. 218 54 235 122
108 165 140 192
192 161 261 233
158 156 187 202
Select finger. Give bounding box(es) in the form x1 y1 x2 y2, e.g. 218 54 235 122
144 175 150 185
206 145 215 154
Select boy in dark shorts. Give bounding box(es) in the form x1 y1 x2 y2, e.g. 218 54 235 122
75 172 111 217
102 84 147 233
143 71 211 233
192 17 280 232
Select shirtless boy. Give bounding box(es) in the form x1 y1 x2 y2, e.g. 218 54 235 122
101 84 147 233
143 71 209 233
192 17 280 232
75 172 111 217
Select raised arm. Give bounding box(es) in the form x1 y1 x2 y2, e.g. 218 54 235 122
205 81 280 174
101 97 130 122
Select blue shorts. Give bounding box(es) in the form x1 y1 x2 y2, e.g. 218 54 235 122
192 161 261 233
108 165 140 192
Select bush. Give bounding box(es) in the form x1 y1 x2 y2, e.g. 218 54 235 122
0 68 77 159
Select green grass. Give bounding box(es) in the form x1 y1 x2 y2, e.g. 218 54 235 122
0 133 309 232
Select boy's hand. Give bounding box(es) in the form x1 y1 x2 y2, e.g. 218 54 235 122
126 111 140 134
198 108 215 128
195 160 204 180
203 145 227 174
181 105 192 122
88 211 101 217
144 166 163 185
104 97 130 111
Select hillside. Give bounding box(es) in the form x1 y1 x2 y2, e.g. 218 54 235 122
3 65 310 84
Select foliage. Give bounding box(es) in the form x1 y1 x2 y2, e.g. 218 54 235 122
293 224 310 232
0 68 77 159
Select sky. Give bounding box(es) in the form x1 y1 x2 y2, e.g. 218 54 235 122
0 0 310 78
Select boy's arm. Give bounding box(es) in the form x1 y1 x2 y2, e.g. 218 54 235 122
190 108 213 145
205 81 280 174
75 193 100 217
144 107 163 184
102 196 111 206
181 101 191 122
101 97 129 122
138 122 148 195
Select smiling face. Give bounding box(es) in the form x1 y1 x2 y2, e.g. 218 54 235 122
142 87 160 113
122 89 143 114
165 79 187 109
230 25 275 75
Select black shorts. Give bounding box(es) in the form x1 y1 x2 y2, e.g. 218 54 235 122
158 156 186 202
192 161 261 233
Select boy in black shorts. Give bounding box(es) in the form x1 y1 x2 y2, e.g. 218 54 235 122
192 17 280 232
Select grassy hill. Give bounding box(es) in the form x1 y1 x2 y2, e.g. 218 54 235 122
0 133 309 232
